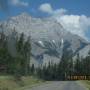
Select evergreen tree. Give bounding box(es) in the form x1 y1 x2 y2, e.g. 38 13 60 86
74 53 81 75
30 64 35 75
16 33 31 76
23 36 31 75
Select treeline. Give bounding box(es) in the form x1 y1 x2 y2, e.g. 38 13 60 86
31 50 90 80
0 27 31 77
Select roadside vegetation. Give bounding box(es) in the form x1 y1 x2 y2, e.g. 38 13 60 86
0 76 44 90
82 81 90 90
0 26 45 90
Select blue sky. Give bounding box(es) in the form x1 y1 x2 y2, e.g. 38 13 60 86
0 0 90 18
0 0 90 41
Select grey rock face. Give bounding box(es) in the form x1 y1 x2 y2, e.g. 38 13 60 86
0 13 90 67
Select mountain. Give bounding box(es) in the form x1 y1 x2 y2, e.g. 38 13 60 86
0 13 90 67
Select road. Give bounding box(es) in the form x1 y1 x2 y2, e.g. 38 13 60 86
28 81 88 90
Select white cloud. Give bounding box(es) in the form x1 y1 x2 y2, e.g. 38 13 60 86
55 15 90 40
39 3 90 40
39 3 53 13
11 0 29 7
39 3 67 15
53 8 67 16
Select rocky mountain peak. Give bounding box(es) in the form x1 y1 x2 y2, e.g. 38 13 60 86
0 13 90 66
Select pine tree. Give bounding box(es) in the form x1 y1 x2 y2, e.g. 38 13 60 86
74 53 81 75
23 36 31 75
30 64 35 75
16 33 31 76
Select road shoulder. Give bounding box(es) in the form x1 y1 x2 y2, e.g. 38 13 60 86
77 81 89 90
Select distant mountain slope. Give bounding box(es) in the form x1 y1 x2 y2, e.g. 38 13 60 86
0 13 90 66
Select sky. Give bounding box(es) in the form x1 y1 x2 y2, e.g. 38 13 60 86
0 0 90 41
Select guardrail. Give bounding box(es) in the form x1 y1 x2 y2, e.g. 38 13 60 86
66 75 90 80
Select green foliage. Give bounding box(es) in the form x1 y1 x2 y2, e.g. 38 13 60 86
0 30 31 77
30 64 35 75
35 49 90 80
16 33 31 76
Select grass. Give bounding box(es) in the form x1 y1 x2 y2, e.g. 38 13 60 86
81 80 90 90
0 76 45 90
84 81 90 89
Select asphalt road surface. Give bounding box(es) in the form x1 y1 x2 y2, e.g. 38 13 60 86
28 81 88 90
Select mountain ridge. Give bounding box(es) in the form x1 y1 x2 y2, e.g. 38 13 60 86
0 12 90 66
